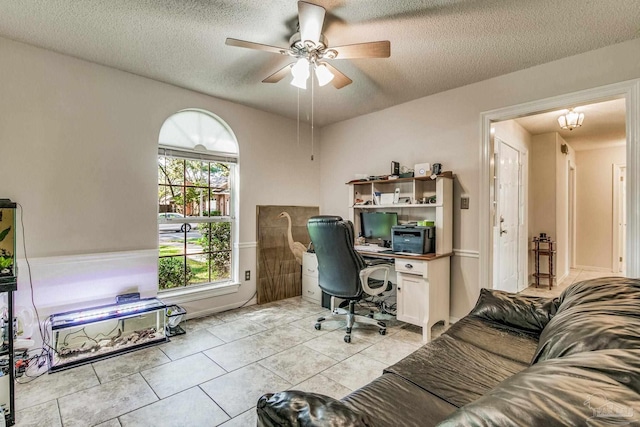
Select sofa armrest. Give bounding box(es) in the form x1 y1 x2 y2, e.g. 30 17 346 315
257 391 372 427
470 288 559 334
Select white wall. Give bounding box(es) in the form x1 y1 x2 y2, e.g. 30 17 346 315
0 37 320 318
319 38 640 319
555 134 576 281
531 133 558 239
575 144 626 270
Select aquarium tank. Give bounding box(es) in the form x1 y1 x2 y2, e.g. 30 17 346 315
0 199 16 283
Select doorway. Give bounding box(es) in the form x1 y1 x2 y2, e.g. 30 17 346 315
480 79 640 291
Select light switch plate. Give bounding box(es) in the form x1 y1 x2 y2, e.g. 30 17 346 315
461 197 469 209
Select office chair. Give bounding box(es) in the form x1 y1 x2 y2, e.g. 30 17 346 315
307 216 391 343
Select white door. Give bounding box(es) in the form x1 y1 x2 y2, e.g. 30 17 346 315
620 166 626 273
613 165 627 273
495 141 520 293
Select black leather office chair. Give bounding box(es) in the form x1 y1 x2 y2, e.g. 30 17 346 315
307 216 391 343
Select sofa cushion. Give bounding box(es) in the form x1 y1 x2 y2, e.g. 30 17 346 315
533 277 640 363
342 374 457 427
437 348 640 427
257 391 372 427
470 288 559 334
445 316 538 365
385 334 528 407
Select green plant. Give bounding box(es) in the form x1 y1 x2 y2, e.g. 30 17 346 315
0 256 12 269
158 257 193 289
0 227 10 242
198 222 231 279
0 227 13 274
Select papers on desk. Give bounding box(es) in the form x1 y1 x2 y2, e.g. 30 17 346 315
354 244 388 253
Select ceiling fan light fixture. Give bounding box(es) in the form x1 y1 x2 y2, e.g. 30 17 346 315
315 63 334 86
290 57 310 89
558 108 584 131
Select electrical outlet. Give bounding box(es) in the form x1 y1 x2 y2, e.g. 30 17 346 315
461 197 470 209
245 270 251 281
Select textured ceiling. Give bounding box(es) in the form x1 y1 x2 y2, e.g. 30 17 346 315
0 0 639 126
514 98 626 151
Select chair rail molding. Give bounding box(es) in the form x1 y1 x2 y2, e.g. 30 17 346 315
453 249 480 258
480 78 640 290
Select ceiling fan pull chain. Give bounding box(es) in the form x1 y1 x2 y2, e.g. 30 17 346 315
311 76 314 161
297 87 300 147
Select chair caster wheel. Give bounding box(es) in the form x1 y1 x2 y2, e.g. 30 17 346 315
379 329 386 335
344 335 351 343
314 323 321 330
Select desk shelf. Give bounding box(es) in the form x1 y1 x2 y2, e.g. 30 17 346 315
348 175 453 255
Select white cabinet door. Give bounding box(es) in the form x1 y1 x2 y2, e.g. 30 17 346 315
396 273 424 325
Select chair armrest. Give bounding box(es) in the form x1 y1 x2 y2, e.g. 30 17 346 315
257 391 372 427
359 265 390 296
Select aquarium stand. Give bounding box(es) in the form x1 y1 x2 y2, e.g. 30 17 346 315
48 298 167 373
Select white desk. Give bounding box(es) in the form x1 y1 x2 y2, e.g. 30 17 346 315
302 250 452 342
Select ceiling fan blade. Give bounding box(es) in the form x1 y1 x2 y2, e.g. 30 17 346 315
323 63 352 89
330 41 391 59
225 38 289 55
298 1 325 45
262 63 294 83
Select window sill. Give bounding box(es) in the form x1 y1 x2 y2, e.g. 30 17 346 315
159 281 240 305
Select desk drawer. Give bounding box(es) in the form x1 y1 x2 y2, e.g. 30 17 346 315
302 274 321 303
303 252 319 277
395 259 427 276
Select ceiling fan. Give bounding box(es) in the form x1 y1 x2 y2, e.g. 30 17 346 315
225 1 390 90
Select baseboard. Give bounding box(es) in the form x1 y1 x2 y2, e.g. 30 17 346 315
574 265 615 273
186 298 257 320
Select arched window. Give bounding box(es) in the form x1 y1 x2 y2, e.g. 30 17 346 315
157 109 238 290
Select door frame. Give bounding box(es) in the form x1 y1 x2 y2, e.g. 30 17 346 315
568 160 576 269
480 79 640 290
492 137 528 292
612 164 626 273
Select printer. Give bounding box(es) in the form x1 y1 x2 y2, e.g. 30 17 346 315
391 225 436 254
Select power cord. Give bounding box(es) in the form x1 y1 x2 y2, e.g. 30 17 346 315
15 203 53 383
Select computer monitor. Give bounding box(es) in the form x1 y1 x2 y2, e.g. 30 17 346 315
360 212 398 245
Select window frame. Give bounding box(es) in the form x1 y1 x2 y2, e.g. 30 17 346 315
157 110 239 298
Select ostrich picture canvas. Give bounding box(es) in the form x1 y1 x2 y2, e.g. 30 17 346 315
256 205 318 304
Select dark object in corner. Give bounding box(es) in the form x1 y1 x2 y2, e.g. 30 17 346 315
165 305 187 337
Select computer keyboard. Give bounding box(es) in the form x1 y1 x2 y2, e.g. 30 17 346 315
354 244 388 253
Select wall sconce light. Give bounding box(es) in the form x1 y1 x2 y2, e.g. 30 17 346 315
561 143 569 155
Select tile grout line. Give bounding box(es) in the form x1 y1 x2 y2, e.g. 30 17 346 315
197 384 233 422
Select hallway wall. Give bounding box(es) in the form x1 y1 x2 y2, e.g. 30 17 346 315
575 144 626 270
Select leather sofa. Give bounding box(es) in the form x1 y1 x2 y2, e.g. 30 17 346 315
257 277 640 426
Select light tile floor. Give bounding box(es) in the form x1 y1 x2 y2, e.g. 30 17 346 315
14 297 425 427
520 268 624 298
